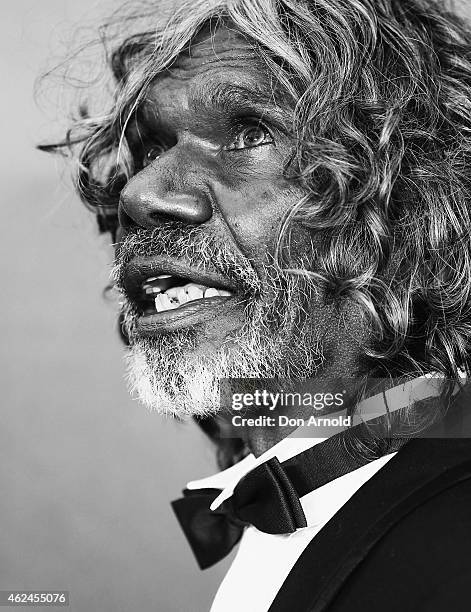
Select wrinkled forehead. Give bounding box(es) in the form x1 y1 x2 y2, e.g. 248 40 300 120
140 23 291 123
169 23 264 79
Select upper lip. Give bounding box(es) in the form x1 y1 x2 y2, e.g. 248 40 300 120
121 255 238 302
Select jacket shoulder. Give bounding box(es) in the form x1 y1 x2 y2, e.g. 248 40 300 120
331 473 471 611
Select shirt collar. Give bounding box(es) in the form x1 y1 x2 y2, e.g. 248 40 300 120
186 374 453 510
187 436 327 510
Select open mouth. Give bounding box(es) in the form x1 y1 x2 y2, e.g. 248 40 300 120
139 274 234 314
121 256 238 323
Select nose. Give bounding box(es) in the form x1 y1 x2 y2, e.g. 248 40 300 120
118 158 213 229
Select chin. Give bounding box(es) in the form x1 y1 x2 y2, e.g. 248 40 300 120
124 310 324 419
125 349 226 418
119 258 326 417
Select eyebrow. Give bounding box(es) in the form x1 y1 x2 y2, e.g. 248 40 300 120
188 80 292 131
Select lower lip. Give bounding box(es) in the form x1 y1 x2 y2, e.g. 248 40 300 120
135 296 237 335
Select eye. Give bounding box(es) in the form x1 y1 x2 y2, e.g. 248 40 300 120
226 122 274 151
142 143 166 168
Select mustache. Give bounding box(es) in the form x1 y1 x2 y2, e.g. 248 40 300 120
112 221 262 294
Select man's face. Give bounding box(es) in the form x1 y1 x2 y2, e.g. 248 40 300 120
114 25 356 417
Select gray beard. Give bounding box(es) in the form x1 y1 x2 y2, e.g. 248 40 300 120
121 272 323 418
114 224 324 418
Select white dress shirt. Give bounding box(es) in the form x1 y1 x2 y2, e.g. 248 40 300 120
184 375 450 612
187 437 396 612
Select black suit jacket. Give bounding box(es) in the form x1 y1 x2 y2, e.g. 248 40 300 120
268 434 471 611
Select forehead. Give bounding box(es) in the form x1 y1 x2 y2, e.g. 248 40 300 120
171 24 262 78
142 25 285 119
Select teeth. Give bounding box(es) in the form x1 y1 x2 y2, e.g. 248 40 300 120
185 284 205 302
165 286 189 306
155 293 177 312
143 274 175 294
144 274 172 286
154 295 164 312
145 274 172 281
175 286 189 305
165 287 179 300
204 288 220 298
152 282 233 313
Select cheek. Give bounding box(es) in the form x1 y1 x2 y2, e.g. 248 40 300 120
214 179 305 263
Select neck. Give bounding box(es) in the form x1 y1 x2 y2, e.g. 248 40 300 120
237 371 416 458
226 301 373 457
237 370 366 458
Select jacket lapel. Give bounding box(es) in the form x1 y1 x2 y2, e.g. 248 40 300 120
268 436 471 612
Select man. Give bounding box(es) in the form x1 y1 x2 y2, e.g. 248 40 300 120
45 0 471 609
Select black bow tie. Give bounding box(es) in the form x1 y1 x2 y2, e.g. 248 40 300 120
172 426 408 569
172 456 307 569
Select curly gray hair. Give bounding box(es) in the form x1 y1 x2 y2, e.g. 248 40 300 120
43 0 471 466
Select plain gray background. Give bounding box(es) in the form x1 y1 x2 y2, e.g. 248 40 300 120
1 1 471 611
1 2 231 611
